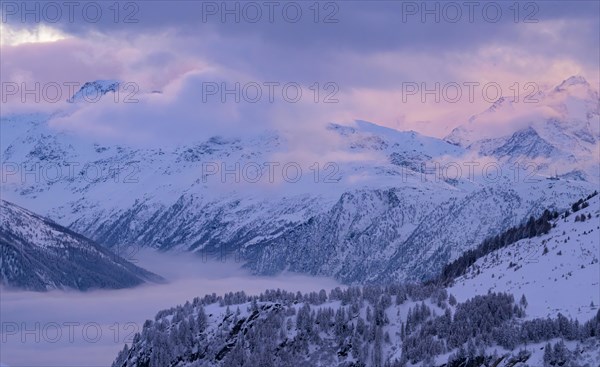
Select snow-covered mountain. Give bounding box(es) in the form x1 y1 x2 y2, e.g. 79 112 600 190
0 199 163 291
0 77 598 284
111 193 600 366
445 76 600 181
113 293 600 367
67 80 121 103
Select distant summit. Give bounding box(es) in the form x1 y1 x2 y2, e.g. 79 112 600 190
553 75 590 92
67 80 120 103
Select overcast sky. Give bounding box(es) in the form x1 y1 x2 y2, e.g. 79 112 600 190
1 4 599 364
1 1 598 143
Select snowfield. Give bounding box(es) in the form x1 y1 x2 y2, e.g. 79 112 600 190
451 194 600 322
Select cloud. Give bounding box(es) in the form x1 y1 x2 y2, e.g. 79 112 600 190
0 249 341 366
46 68 349 146
2 1 599 142
0 23 69 46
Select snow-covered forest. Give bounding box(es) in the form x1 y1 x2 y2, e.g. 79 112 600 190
113 194 600 366
113 283 600 366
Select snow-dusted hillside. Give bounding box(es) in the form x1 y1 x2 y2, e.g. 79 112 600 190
111 283 600 367
0 199 163 291
110 194 600 367
0 77 598 284
451 193 600 323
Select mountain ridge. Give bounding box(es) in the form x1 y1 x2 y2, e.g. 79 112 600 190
1 77 598 284
0 199 163 291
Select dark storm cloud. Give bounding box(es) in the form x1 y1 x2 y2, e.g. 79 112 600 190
4 1 598 58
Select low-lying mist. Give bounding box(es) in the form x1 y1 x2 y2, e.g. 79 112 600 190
0 249 341 366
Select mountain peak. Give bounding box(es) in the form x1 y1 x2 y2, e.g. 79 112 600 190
464 96 515 125
554 75 590 91
67 80 121 103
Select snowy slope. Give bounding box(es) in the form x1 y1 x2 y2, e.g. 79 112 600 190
111 283 600 367
0 199 163 291
450 194 600 323
445 76 600 182
0 78 598 284
1 111 593 284
109 194 600 367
